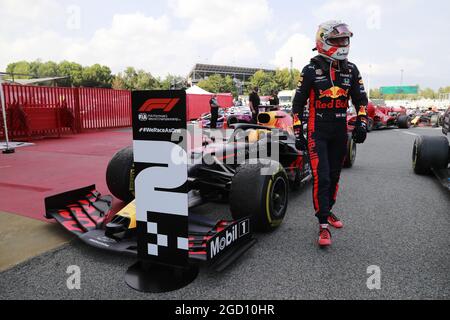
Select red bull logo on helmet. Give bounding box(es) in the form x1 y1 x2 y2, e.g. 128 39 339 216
319 86 349 99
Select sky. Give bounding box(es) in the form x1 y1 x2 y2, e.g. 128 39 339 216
0 0 449 90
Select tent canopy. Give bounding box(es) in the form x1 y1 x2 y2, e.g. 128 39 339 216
186 85 212 95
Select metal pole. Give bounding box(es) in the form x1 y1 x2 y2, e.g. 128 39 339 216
367 64 372 100
0 75 15 154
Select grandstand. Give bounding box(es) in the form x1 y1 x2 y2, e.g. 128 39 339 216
187 64 275 86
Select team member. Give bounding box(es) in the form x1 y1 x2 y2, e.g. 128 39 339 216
269 90 280 106
209 94 220 129
249 87 261 124
293 21 368 247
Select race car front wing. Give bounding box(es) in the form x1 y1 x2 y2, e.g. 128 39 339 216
45 186 256 271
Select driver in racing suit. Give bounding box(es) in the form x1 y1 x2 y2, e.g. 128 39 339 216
293 21 368 247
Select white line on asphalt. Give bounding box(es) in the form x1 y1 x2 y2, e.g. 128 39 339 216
401 132 419 136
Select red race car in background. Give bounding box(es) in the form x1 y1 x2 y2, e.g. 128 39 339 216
347 102 411 132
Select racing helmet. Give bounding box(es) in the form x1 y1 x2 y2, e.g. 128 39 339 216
315 20 353 61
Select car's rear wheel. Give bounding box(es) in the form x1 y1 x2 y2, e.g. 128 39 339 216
343 134 357 168
413 135 449 175
230 160 288 232
106 146 135 202
397 115 411 129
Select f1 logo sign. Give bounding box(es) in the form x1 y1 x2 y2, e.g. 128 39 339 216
139 98 180 113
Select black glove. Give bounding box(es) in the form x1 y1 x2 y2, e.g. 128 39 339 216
353 117 368 144
294 125 308 151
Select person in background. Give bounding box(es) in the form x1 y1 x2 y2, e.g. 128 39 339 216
269 90 280 107
209 94 220 129
249 87 261 124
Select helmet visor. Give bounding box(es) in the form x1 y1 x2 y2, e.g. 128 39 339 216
331 24 353 36
326 37 350 47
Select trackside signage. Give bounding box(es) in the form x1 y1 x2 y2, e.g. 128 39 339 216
132 90 189 267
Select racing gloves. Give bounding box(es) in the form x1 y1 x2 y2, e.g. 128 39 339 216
294 120 308 151
353 107 368 144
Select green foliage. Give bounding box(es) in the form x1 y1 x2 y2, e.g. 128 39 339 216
246 68 301 95
81 64 113 88
247 70 276 95
6 60 112 88
57 61 83 87
113 67 158 90
197 74 238 97
157 74 187 90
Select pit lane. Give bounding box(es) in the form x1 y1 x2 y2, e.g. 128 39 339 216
0 127 448 300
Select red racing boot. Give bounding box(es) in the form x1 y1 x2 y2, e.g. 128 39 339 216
328 213 344 229
318 225 332 247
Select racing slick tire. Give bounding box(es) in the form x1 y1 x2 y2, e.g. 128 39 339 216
106 146 134 202
343 133 357 168
230 160 289 233
413 136 449 175
397 115 411 129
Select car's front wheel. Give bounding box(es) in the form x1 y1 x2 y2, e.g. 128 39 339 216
230 160 288 232
106 146 134 202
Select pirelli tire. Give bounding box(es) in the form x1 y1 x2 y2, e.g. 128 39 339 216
413 136 449 175
343 133 356 168
230 160 289 233
397 115 411 129
106 146 135 202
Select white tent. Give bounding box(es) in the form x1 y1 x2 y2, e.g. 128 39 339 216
186 85 212 95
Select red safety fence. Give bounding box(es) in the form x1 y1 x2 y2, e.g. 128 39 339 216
0 84 235 139
186 93 234 120
1 84 132 139
77 87 131 129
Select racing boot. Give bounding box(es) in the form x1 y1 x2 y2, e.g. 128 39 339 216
318 225 332 247
328 213 344 229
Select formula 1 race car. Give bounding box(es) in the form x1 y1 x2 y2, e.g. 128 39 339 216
412 107 450 191
195 107 253 129
367 103 411 130
46 108 357 266
410 110 441 128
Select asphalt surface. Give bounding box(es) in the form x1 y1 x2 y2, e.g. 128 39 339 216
1 127 449 300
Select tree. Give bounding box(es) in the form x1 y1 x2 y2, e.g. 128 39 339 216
6 61 33 78
114 67 159 90
158 74 187 90
57 61 83 87
420 88 437 99
197 74 237 96
247 70 277 95
80 64 113 88
369 88 383 100
274 68 301 90
112 76 127 90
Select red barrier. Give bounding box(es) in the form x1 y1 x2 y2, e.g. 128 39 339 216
1 84 132 139
0 84 234 138
186 93 233 120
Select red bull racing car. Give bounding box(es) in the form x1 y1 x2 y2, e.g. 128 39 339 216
46 108 358 268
